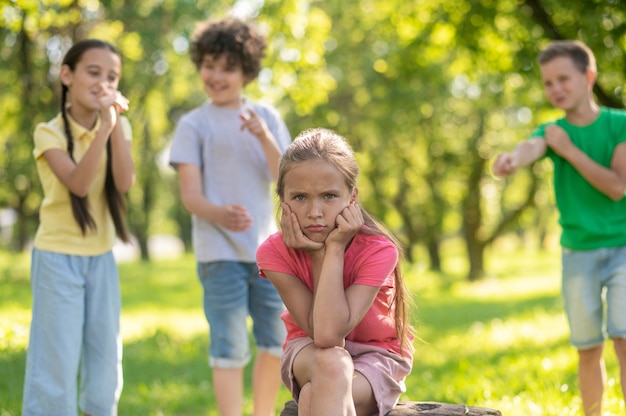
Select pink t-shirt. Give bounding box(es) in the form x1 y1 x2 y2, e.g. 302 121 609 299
257 231 412 361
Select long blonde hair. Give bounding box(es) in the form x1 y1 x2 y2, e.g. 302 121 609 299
276 128 413 355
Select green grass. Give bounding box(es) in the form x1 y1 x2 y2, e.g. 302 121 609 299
0 246 624 415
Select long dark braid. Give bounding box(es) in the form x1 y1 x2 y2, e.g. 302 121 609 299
60 39 131 242
104 138 130 242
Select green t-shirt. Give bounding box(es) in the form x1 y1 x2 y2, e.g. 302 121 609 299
532 107 626 250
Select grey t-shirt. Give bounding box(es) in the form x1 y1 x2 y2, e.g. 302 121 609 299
169 100 291 262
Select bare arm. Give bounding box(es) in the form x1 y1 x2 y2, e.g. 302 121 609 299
263 246 379 346
309 203 378 348
45 92 133 196
240 108 282 181
277 202 379 347
265 269 315 337
311 243 380 348
492 137 547 178
546 125 626 201
177 163 253 232
44 130 110 197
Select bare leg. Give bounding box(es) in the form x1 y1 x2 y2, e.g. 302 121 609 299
253 352 282 416
297 383 312 416
613 338 626 408
309 347 356 416
578 345 605 416
290 344 379 416
352 371 377 416
213 367 244 416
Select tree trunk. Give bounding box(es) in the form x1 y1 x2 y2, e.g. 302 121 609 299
426 239 442 272
466 239 486 282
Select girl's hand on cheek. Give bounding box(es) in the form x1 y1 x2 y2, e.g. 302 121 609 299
327 202 363 248
280 203 324 252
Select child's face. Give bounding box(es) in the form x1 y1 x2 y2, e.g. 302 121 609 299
199 53 246 108
61 47 122 113
282 160 354 244
540 56 592 112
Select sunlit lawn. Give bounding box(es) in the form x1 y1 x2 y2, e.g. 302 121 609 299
1 241 624 415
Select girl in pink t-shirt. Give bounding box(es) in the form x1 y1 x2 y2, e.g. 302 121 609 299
257 128 414 416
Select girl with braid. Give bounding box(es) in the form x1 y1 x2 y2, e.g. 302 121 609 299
22 39 134 416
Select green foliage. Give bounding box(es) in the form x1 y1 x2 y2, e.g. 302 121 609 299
0 0 334 257
1 248 625 414
0 0 625 276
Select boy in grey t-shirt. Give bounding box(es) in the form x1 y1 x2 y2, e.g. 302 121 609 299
169 18 290 416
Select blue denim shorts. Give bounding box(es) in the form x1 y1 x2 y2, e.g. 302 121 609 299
562 245 626 349
22 248 122 416
197 261 286 368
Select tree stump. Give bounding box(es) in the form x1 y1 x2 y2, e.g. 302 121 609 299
280 400 502 416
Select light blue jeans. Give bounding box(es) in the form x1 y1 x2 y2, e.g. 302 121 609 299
197 261 285 368
22 248 122 416
562 245 626 349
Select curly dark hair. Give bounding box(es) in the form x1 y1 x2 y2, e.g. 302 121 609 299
190 18 267 81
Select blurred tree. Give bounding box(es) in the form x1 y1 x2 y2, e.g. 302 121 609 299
277 0 624 280
0 0 624 279
288 0 545 279
0 0 333 258
0 0 87 250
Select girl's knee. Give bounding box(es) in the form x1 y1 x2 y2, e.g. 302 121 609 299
313 346 353 376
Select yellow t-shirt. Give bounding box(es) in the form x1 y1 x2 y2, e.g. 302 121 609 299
33 112 132 255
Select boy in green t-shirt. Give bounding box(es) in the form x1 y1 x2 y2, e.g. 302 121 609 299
493 40 626 416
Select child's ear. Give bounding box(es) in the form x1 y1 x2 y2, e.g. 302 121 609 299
586 69 597 86
60 65 72 87
350 188 359 203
